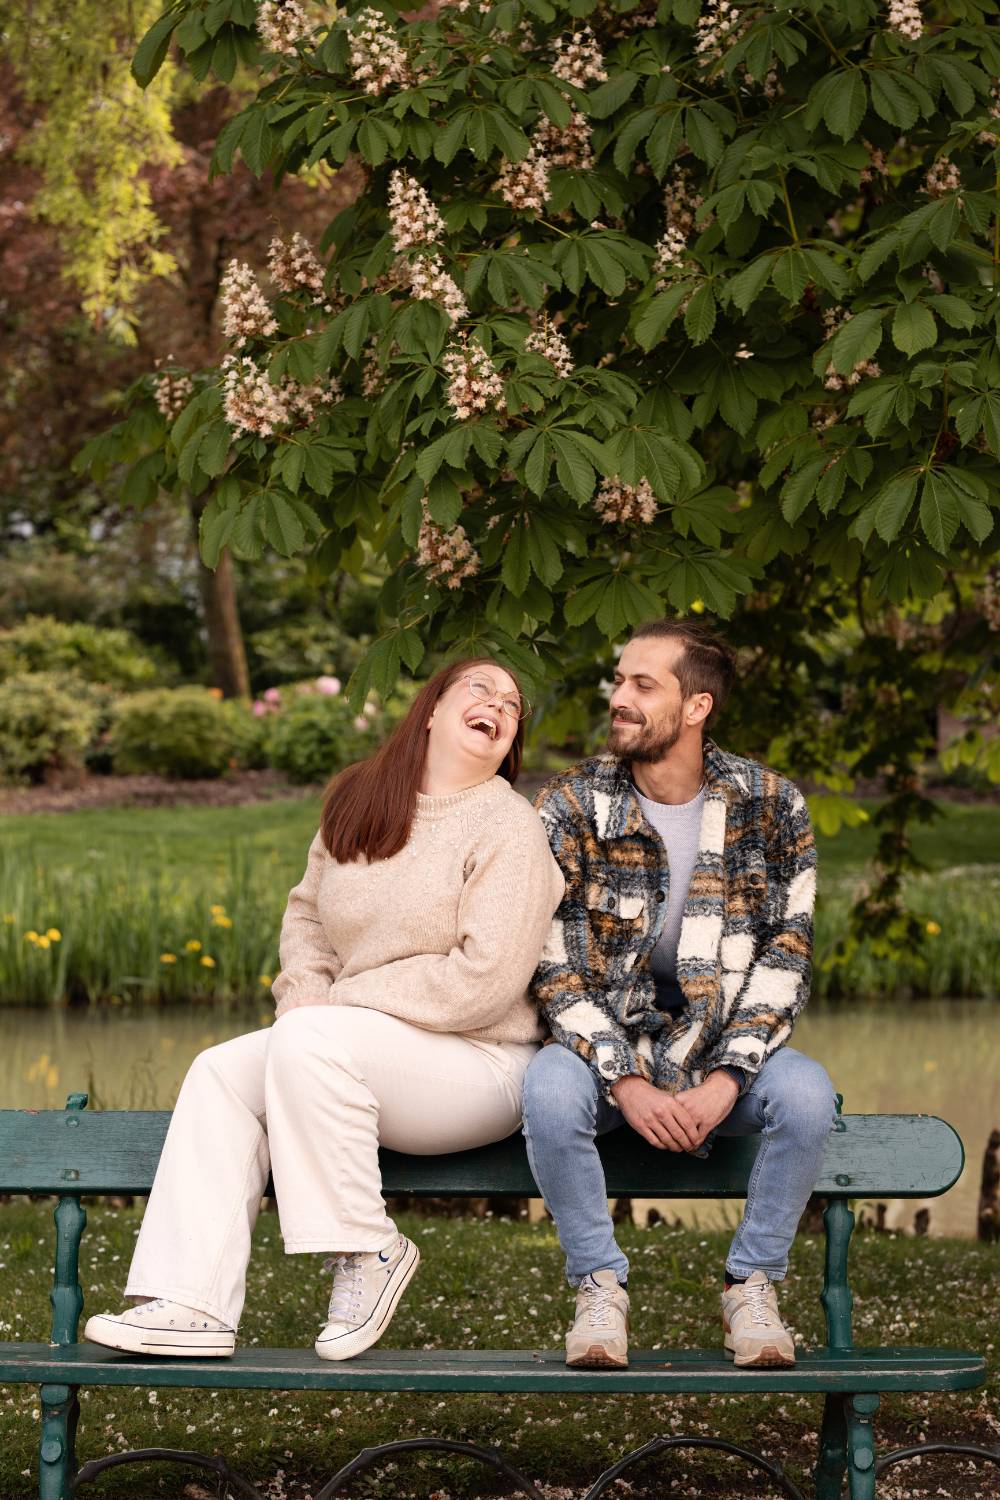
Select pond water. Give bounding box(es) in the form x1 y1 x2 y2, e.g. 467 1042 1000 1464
3 998 996 1239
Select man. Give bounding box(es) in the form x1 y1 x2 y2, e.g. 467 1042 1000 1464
522 620 835 1370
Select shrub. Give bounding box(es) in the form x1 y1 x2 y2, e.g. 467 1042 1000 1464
0 616 160 689
109 687 241 779
219 697 271 770
263 683 378 784
246 617 368 690
0 673 100 785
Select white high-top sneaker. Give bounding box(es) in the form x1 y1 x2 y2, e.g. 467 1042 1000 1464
722 1270 796 1367
84 1298 235 1357
314 1234 419 1362
564 1269 630 1369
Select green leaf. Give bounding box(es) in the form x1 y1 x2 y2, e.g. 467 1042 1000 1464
770 249 809 304
261 492 306 556
870 70 920 130
132 9 179 87
728 253 774 313
524 432 553 495
826 308 883 376
684 284 717 345
501 520 531 595
926 294 975 331
892 302 937 356
647 110 684 178
825 71 867 140
564 575 611 626
873 472 919 542
197 419 232 478
550 431 596 504
780 455 827 523
199 493 237 569
525 512 564 586
633 284 691 350
919 471 960 553
685 107 723 166
347 631 403 710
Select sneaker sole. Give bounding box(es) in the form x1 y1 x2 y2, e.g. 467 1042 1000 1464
84 1315 235 1358
565 1344 629 1369
315 1239 420 1362
724 1342 796 1368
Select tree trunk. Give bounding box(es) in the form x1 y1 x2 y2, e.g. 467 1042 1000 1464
978 1129 1000 1243
189 498 251 699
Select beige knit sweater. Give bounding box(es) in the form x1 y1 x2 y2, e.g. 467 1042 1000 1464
272 776 565 1044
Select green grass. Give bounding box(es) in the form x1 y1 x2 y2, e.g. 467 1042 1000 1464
3 795 999 883
0 1206 996 1499
2 796 998 1006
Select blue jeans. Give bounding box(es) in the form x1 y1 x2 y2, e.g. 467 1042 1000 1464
521 1043 837 1286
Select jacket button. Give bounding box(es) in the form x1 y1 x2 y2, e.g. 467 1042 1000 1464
608 896 616 909
656 890 666 903
748 1051 761 1064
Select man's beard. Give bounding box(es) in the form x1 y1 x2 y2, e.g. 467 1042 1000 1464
607 709 683 764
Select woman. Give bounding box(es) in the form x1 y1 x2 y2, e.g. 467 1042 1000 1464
84 658 564 1362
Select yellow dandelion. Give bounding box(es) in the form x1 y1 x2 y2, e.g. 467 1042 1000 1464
46 928 61 942
37 936 51 950
690 599 706 614
259 974 273 986
212 915 233 928
24 930 39 943
200 955 216 968
209 904 226 916
160 953 177 964
925 921 941 936
184 939 202 952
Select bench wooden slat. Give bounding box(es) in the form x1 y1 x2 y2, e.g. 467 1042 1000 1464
0 1110 964 1198
0 1343 984 1394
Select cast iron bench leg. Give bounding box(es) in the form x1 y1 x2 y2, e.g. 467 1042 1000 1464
815 1391 848 1499
38 1383 79 1500
845 1394 879 1500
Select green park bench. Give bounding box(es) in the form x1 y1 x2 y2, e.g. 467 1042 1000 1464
1 1091 996 1500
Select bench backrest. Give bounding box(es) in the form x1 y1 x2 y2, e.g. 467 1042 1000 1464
0 1096 964 1200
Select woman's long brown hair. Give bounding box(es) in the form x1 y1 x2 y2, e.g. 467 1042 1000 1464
320 657 525 862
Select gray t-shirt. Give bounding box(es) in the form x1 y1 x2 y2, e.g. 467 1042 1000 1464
633 781 705 1014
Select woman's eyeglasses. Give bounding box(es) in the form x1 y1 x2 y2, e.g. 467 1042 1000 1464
461 674 532 722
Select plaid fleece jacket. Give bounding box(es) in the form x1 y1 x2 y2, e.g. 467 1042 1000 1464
529 739 816 1102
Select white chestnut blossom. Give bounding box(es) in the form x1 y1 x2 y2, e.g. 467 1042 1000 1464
550 26 608 87
923 158 962 197
362 342 387 398
221 355 340 437
417 507 480 589
820 307 881 391
408 254 469 323
886 0 923 42
495 146 550 211
978 81 1000 146
257 0 312 54
525 324 574 376
220 260 279 347
653 225 688 287
349 8 413 94
153 370 193 421
593 476 658 525
664 165 706 237
694 0 742 60
267 233 333 308
532 110 594 170
442 337 505 420
388 170 446 250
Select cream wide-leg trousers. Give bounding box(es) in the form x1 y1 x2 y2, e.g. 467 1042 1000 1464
124 1005 537 1330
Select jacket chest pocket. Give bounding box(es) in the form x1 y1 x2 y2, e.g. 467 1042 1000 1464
586 883 646 940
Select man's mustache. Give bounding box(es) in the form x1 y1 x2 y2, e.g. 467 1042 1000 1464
610 710 645 726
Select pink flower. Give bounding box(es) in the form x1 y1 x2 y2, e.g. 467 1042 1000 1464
263 687 282 704
353 715 369 733
315 675 341 696
252 700 267 717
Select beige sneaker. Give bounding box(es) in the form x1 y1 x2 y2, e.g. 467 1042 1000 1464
565 1269 630 1369
315 1234 419 1362
722 1271 796 1367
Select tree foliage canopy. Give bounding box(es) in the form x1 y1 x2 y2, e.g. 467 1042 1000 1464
78 0 1000 957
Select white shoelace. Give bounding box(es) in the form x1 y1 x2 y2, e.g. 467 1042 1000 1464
741 1279 778 1327
579 1281 619 1330
324 1253 365 1325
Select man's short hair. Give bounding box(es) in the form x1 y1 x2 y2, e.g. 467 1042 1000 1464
629 619 736 731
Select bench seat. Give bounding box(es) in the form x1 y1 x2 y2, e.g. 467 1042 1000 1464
1 1341 985 1394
